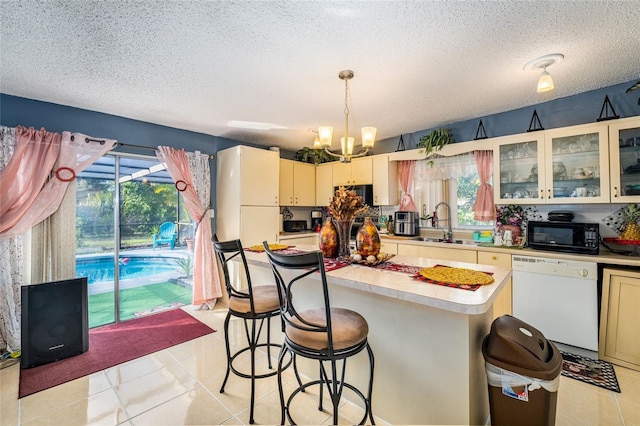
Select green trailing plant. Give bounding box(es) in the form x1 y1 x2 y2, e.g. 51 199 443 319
175 256 194 277
417 128 456 165
294 147 337 165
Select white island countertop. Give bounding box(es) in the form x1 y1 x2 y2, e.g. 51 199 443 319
243 244 512 315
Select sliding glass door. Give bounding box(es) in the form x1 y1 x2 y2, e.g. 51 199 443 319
76 154 193 328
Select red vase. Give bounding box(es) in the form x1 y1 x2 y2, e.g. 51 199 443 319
319 218 338 258
356 217 381 257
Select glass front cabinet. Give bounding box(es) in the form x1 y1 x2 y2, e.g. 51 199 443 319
494 123 610 204
543 123 610 204
609 116 640 202
493 133 546 205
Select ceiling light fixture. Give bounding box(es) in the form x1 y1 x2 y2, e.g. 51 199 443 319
316 70 376 163
523 53 564 93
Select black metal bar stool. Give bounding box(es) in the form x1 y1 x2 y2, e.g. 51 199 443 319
263 242 375 425
213 238 296 424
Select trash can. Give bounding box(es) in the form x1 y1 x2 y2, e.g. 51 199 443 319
482 315 563 426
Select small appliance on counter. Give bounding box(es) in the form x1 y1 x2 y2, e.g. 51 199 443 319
547 210 574 222
394 211 419 236
283 220 308 233
527 220 599 255
311 209 323 232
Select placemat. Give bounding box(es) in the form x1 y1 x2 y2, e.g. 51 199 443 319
410 265 494 292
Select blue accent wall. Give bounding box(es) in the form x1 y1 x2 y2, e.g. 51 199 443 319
374 79 640 153
2 78 639 217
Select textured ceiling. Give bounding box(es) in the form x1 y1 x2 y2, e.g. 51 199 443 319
2 1 639 152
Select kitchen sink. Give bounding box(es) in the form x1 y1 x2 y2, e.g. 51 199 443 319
410 237 478 245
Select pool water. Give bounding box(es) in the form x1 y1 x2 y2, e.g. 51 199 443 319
76 256 180 284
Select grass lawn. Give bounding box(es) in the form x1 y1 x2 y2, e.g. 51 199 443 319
89 281 192 328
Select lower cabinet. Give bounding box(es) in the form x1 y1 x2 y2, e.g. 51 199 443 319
380 241 398 255
279 234 318 247
477 251 512 320
600 268 640 371
397 244 477 263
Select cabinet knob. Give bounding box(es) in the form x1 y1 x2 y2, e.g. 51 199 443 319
547 189 551 199
492 255 497 260
613 187 618 198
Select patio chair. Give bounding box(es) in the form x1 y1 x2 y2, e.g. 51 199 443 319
152 222 177 250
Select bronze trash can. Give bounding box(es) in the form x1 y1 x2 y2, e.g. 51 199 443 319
482 315 563 426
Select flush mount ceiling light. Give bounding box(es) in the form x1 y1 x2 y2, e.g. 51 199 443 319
315 70 376 163
523 53 564 93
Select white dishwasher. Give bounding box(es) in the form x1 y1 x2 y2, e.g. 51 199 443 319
512 255 599 351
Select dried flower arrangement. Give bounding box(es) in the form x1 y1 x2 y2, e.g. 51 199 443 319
329 186 368 221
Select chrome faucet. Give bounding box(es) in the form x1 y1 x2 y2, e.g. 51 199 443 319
434 202 453 242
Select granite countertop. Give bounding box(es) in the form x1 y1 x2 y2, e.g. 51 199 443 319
380 234 640 267
243 244 511 315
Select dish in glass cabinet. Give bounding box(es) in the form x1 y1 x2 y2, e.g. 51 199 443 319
626 185 640 195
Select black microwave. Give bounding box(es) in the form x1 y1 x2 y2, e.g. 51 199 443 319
527 221 600 255
333 184 374 207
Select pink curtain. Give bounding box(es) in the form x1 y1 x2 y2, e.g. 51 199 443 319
0 127 61 235
472 150 495 221
0 129 116 239
398 160 417 211
157 146 222 305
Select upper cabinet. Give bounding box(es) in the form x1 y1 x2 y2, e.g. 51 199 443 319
494 123 610 204
332 157 373 186
609 116 640 202
218 145 279 206
494 133 546 205
279 159 316 206
316 163 333 207
543 123 610 203
372 155 398 206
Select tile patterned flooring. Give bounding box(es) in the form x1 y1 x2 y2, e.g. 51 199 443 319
1 306 639 425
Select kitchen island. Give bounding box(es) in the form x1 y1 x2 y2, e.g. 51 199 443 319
242 246 512 425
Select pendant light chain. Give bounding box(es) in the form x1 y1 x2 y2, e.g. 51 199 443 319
344 77 350 143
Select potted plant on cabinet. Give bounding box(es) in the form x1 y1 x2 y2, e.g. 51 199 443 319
294 147 337 165
417 128 456 165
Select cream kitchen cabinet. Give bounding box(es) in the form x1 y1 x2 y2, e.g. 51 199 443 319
380 241 398 255
372 154 398 206
477 251 512 319
609 116 640 202
279 159 316 206
599 268 640 371
494 132 546 204
397 244 477 263
542 122 610 203
494 123 610 204
332 157 373 186
216 145 280 246
316 163 334 206
279 233 318 246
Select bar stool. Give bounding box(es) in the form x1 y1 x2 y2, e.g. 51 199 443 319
263 243 375 425
213 238 294 424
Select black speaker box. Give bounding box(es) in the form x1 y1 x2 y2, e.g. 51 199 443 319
21 277 89 368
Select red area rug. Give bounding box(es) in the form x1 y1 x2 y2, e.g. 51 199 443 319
19 308 215 398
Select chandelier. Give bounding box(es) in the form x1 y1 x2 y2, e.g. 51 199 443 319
314 70 376 163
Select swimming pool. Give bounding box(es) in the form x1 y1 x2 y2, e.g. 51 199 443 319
76 256 182 284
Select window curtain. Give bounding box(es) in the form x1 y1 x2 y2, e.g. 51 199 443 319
0 127 116 353
157 146 221 309
0 126 22 352
398 160 417 211
414 152 476 182
472 150 495 221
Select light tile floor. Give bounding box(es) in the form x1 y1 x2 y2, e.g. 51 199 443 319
1 306 639 425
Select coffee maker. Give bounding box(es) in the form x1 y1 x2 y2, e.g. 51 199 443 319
311 209 323 231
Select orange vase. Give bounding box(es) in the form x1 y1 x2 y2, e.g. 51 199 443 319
356 217 381 257
319 218 339 258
